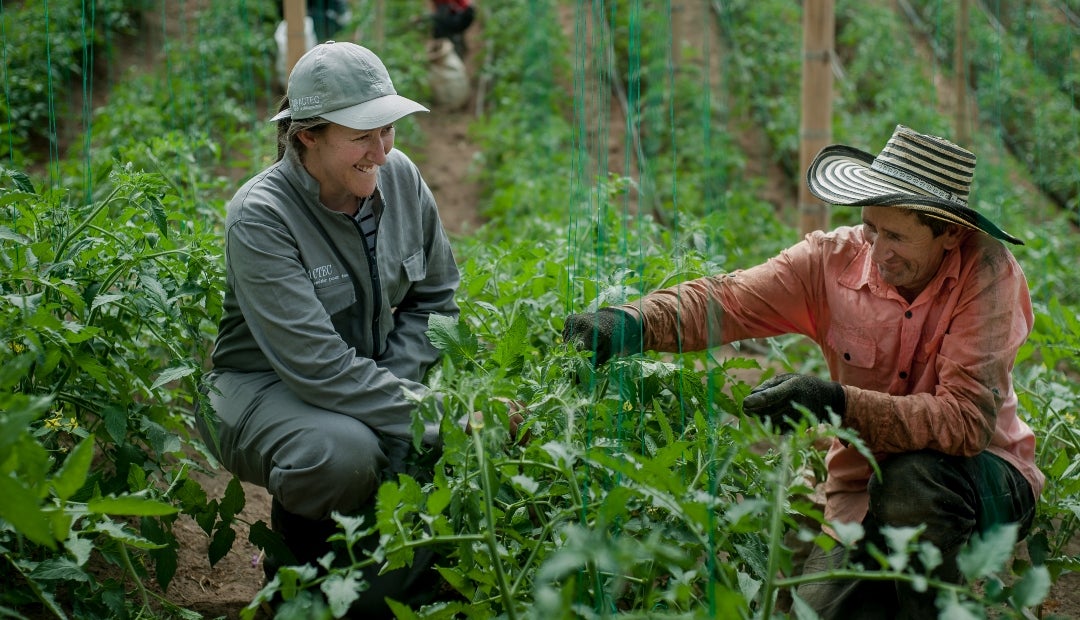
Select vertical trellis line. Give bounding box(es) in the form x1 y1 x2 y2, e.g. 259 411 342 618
43 0 60 186
0 0 13 164
80 0 94 206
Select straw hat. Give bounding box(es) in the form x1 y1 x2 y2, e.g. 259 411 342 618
806 125 1022 245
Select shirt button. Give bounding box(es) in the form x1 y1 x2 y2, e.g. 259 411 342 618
904 311 913 318
899 371 908 379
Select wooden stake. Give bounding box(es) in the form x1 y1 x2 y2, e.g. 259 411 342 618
954 0 971 145
798 0 834 235
374 0 385 49
284 0 307 76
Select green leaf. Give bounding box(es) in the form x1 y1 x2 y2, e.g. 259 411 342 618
144 516 179 591
0 396 50 449
219 475 246 522
0 222 31 242
28 558 90 582
250 519 294 566
1 167 35 192
209 523 237 566
51 435 94 501
956 523 1018 580
66 535 94 566
492 313 527 373
321 572 363 617
0 474 55 548
0 355 37 391
90 293 124 311
427 485 452 516
92 520 167 549
102 405 128 445
425 314 478 365
88 495 180 516
151 364 196 390
1011 565 1050 608
145 193 169 236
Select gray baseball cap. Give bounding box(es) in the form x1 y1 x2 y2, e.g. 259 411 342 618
270 41 428 129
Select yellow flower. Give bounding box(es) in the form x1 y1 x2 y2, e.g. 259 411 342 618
44 412 64 430
43 412 79 432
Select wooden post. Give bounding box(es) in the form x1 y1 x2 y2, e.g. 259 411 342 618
954 0 970 145
374 0 385 49
798 0 834 235
284 0 307 76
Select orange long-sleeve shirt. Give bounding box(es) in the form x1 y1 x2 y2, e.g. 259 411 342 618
620 225 1043 526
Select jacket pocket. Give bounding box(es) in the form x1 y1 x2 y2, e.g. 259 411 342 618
827 324 877 369
403 250 427 282
313 278 355 316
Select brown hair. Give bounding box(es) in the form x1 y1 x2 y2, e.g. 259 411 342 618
914 211 955 237
275 96 330 162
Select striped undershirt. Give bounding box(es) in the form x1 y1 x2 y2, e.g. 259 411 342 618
354 198 377 255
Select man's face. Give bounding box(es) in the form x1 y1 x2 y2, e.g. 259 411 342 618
861 206 962 300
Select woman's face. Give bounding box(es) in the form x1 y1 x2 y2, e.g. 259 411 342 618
300 122 395 213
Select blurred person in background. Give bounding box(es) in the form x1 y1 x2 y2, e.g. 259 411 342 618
563 125 1042 619
276 0 350 40
198 41 458 615
428 0 475 58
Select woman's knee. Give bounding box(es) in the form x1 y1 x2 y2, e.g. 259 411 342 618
271 422 388 519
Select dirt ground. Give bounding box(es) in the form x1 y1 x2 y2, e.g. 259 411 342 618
53 2 1078 618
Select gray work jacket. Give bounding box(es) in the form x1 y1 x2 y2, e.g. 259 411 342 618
209 145 460 441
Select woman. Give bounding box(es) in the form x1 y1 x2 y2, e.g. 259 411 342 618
199 41 459 614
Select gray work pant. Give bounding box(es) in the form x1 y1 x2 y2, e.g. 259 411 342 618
196 370 415 520
795 450 1036 619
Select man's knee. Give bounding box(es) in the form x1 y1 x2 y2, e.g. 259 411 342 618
867 451 977 553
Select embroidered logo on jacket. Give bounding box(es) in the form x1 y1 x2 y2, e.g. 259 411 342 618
309 264 345 286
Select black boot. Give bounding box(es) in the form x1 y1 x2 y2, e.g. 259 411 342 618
263 498 339 581
265 498 445 618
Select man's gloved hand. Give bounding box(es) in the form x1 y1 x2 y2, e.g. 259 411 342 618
742 373 846 433
562 307 643 366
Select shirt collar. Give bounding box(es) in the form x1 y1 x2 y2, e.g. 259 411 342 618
837 234 963 304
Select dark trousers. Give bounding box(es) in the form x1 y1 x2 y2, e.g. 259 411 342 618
796 450 1036 619
432 4 475 39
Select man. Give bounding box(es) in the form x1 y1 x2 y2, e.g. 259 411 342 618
563 125 1043 618
199 42 458 615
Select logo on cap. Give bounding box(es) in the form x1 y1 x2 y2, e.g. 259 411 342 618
291 95 323 113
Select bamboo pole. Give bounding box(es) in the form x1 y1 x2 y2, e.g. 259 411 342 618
284 0 307 75
954 0 971 145
798 0 834 235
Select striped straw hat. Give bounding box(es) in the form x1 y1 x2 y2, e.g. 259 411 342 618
806 125 1022 245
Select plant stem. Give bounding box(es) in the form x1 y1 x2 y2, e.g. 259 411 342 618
118 542 152 611
53 185 123 262
471 430 519 620
758 441 790 619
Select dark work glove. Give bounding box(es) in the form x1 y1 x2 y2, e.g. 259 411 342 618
562 307 643 366
742 373 846 433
